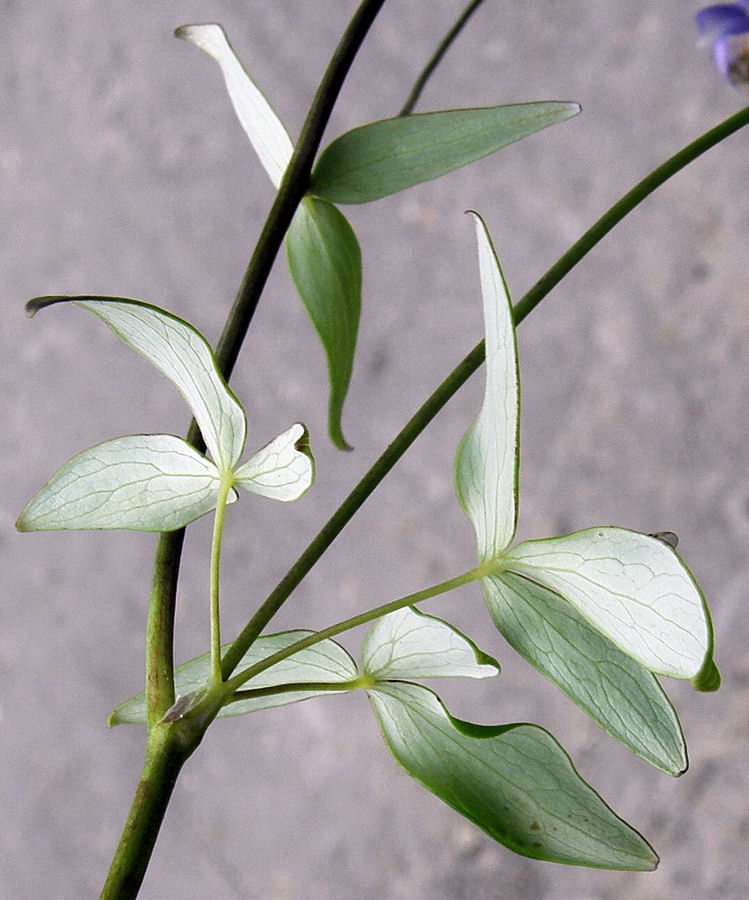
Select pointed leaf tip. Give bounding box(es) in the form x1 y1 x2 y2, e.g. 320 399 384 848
176 22 293 189
26 295 246 470
692 656 721 692
455 213 519 561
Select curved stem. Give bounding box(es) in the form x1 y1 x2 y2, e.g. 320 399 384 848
227 679 365 706
224 568 482 695
145 0 388 722
222 103 749 678
399 0 488 117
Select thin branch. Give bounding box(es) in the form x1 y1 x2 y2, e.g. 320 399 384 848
399 0 489 116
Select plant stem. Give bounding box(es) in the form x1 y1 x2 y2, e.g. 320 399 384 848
222 103 749 678
227 679 365 706
145 0 388 724
399 0 488 117
224 568 482 695
100 723 202 900
209 476 234 685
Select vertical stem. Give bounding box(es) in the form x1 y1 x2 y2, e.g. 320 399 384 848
209 476 234 685
100 725 199 900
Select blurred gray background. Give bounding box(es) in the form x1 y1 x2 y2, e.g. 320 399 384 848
2 1 748 897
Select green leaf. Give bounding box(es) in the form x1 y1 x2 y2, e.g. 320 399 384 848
175 23 293 189
286 196 361 450
361 606 499 681
311 102 580 204
27 296 246 469
455 213 519 561
368 681 658 870
505 528 710 679
16 435 229 532
110 630 358 725
483 572 686 774
234 423 315 501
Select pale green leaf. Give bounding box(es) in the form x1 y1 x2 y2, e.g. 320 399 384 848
110 630 358 725
27 296 246 469
311 102 580 204
175 23 293 188
455 213 519 561
505 527 710 679
16 435 228 532
234 423 315 502
361 606 499 681
368 681 657 870
286 196 361 449
484 572 686 774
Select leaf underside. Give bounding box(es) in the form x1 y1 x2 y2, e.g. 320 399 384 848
311 102 581 204
235 423 315 501
368 681 658 870
286 196 362 450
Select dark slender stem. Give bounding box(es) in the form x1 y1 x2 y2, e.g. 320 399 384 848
145 0 388 721
222 103 749 678
399 0 488 116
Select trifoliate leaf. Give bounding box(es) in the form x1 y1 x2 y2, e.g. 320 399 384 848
110 630 358 725
311 102 580 204
234 423 315 502
286 196 361 450
484 572 686 774
175 23 293 189
504 528 711 679
16 435 228 532
27 296 246 469
361 606 499 681
368 681 658 870
455 213 519 561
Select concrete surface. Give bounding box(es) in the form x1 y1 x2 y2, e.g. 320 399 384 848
2 1 748 897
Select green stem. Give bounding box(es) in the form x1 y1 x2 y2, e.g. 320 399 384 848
145 0 388 724
227 679 365 706
100 723 202 900
222 103 749 679
209 476 234 685
399 0 488 117
224 568 481 695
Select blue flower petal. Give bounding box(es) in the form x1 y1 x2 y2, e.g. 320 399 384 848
696 4 749 41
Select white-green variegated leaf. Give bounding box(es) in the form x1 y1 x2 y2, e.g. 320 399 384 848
483 572 686 774
368 681 657 870
27 296 246 470
16 435 227 532
505 527 711 679
176 23 293 188
361 607 499 681
234 423 315 502
455 213 519 561
110 631 358 725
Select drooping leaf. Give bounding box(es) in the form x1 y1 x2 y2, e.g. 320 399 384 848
368 681 658 870
484 572 686 774
505 528 711 679
286 196 361 449
310 102 581 204
361 606 499 681
16 435 228 532
455 213 519 561
27 296 246 469
234 423 315 501
175 23 293 189
110 630 358 725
